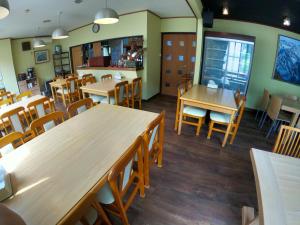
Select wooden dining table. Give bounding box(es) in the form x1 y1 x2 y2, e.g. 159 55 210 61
1 104 158 225
281 98 300 127
0 94 54 117
244 148 300 225
80 78 132 104
178 85 238 147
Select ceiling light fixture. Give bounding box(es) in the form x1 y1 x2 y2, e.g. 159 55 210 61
52 11 69 39
0 0 10 19
222 7 229 15
283 17 291 26
94 0 119 24
33 27 46 48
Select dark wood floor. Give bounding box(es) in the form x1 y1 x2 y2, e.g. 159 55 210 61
126 95 274 225
58 95 274 225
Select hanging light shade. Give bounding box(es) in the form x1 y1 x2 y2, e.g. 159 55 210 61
33 39 46 48
0 0 10 19
52 27 69 39
94 8 119 24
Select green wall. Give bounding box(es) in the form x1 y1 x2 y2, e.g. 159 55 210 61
0 39 19 93
205 19 300 109
11 38 56 86
161 18 196 32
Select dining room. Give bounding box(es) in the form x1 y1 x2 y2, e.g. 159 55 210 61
0 1 300 225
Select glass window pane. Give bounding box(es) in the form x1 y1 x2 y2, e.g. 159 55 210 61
178 55 184 61
179 41 185 47
192 41 196 47
166 40 172 46
165 54 172 61
191 56 196 63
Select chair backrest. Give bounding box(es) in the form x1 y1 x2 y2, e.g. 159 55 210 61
131 77 142 98
82 74 93 79
82 76 96 86
266 95 282 120
235 96 246 126
144 111 165 153
273 125 300 158
103 135 144 212
0 107 29 134
30 111 65 136
66 77 79 94
101 74 112 81
0 132 24 158
16 91 32 102
0 98 12 108
259 89 270 111
27 97 53 119
114 81 129 106
67 98 93 118
0 91 11 100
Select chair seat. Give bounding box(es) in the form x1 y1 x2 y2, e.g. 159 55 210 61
89 95 105 103
210 111 231 123
75 207 97 225
183 106 207 118
101 97 115 105
0 144 14 157
96 182 115 205
56 88 68 95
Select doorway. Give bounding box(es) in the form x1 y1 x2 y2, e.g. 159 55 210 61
161 33 197 96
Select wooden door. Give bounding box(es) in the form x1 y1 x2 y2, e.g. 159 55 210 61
161 33 197 96
71 45 83 75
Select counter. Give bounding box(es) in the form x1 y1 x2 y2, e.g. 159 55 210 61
76 67 144 81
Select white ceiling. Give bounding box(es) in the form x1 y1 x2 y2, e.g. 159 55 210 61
0 0 194 39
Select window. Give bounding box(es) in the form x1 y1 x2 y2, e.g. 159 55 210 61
201 34 255 94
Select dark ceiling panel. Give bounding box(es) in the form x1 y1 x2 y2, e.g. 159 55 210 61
201 0 300 34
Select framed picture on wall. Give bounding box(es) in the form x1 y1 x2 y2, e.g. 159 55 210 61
34 50 49 64
273 35 300 85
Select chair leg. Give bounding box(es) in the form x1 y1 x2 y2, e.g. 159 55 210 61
92 202 112 225
139 98 142 110
255 110 260 121
230 125 238 144
196 117 203 136
259 113 267 129
266 120 276 138
144 153 150 188
207 121 214 139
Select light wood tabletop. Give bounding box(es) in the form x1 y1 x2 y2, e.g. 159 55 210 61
281 98 300 127
250 148 300 225
80 78 132 103
1 104 158 225
178 85 237 147
0 95 53 117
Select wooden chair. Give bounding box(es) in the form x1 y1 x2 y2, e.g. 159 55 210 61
0 132 24 158
255 89 270 123
82 75 96 86
16 91 32 102
101 74 112 81
101 81 129 106
129 77 142 109
30 111 65 137
0 91 11 101
96 135 145 225
174 85 207 135
0 107 33 142
259 95 291 138
207 96 246 144
27 97 55 121
0 98 12 108
67 98 94 118
143 111 165 187
56 77 80 106
273 125 300 158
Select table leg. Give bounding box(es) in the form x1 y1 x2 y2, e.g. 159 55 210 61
290 113 299 127
107 94 110 104
242 206 259 225
177 100 184 135
222 112 235 147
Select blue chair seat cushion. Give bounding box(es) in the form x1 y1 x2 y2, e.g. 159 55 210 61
183 106 207 118
210 111 231 123
101 97 115 105
89 95 105 103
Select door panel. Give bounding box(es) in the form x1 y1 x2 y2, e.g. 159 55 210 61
161 33 196 96
71 46 83 75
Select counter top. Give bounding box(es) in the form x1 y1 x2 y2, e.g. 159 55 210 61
77 66 144 71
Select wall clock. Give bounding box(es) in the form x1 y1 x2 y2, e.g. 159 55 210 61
92 23 100 33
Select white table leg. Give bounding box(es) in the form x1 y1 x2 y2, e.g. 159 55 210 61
242 206 259 225
177 100 184 135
